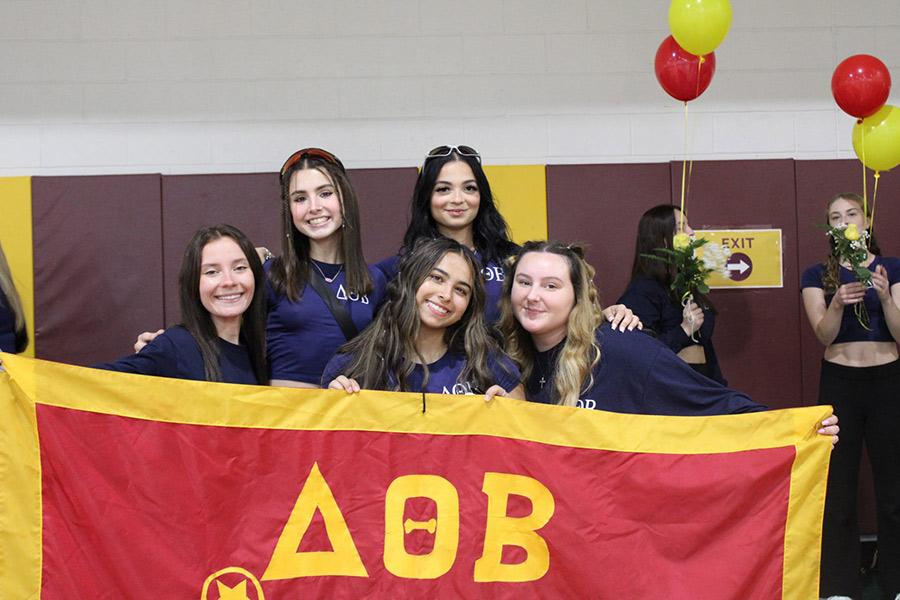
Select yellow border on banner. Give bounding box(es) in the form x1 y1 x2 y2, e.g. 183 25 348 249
0 353 830 599
0 370 42 600
0 177 34 357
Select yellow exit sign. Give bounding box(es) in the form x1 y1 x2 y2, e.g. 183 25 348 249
696 229 783 289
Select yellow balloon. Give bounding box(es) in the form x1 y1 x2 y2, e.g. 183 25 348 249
669 0 733 56
852 104 900 172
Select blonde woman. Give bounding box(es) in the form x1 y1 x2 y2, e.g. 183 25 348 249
0 243 28 354
498 241 841 436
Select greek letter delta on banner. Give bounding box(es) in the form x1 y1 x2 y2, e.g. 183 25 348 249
0 353 831 599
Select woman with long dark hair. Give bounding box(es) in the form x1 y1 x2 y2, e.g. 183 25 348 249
801 192 900 599
265 147 387 387
0 242 28 354
324 237 523 399
97 224 267 384
617 204 725 384
379 144 639 331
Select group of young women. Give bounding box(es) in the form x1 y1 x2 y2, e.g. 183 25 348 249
68 145 900 597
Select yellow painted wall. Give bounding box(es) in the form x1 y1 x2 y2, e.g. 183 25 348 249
484 165 548 244
0 177 34 357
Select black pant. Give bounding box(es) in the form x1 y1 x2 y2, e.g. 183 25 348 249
819 359 900 599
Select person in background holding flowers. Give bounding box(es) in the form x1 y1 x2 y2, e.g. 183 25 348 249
0 242 28 355
617 204 729 384
801 192 900 600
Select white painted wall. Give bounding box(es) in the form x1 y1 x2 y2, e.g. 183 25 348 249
0 0 897 175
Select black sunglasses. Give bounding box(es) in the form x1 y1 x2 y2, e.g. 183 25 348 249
424 145 482 164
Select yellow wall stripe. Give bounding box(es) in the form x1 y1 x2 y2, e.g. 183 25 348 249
484 165 548 244
0 177 34 357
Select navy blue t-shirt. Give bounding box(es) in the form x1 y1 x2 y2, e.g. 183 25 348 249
801 255 900 344
94 325 258 385
322 348 521 395
1 288 26 354
617 276 725 385
526 324 764 415
266 260 388 384
375 252 507 325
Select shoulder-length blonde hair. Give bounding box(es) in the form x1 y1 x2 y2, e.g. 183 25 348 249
498 241 603 407
0 243 28 351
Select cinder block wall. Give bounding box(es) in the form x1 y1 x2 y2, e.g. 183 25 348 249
1 0 898 175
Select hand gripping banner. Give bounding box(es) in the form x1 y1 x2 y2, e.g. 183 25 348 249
0 353 831 599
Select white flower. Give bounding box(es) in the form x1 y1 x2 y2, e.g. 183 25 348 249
701 242 730 272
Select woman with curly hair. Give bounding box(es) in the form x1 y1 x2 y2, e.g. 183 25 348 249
324 237 522 399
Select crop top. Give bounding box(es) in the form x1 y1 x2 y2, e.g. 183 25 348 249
801 255 900 344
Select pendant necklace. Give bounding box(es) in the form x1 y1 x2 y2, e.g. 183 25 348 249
311 260 343 283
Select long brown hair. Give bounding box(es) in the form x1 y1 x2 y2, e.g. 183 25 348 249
822 192 881 293
0 243 28 352
630 204 714 311
498 241 603 407
179 225 267 383
333 237 505 391
269 150 371 301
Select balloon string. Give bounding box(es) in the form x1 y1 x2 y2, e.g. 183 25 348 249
870 171 880 240
695 56 704 101
680 100 689 232
861 121 868 218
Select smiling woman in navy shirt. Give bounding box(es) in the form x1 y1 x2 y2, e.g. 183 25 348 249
96 224 267 384
264 148 387 387
495 240 842 442
323 237 523 399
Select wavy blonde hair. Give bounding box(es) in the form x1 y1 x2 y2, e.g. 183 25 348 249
0 243 27 338
498 241 603 407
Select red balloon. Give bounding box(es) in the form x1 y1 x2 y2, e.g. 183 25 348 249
832 54 891 118
654 35 716 102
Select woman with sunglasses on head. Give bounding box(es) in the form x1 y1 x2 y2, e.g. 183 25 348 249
324 237 523 400
617 204 726 384
800 193 900 600
497 241 839 443
377 145 639 332
265 147 388 387
96 224 267 384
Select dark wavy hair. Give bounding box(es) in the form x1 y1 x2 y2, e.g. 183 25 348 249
400 148 518 267
822 192 881 293
269 150 372 302
629 204 714 311
333 237 507 392
179 224 267 383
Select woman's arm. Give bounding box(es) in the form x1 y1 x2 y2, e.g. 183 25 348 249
801 284 864 347
872 264 900 342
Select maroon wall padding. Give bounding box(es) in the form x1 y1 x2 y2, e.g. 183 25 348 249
32 175 164 365
546 163 673 306
349 167 419 263
795 159 900 535
160 173 281 325
669 159 800 409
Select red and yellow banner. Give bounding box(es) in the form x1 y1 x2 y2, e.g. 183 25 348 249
1 353 831 599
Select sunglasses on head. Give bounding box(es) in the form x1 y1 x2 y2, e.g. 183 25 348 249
280 148 345 177
424 145 481 164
